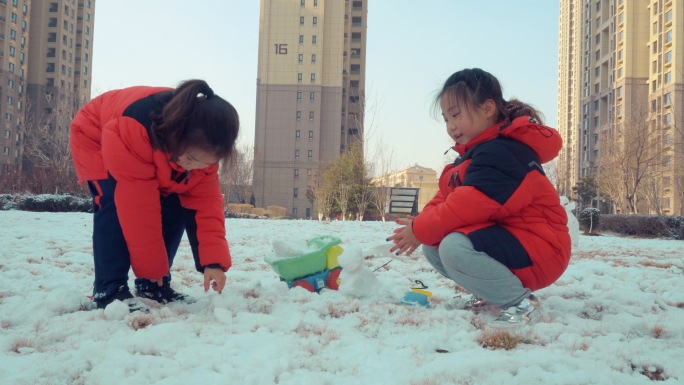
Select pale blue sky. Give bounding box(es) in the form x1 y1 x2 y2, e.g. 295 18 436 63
91 0 560 174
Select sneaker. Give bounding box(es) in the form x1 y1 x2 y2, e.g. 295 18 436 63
94 285 134 309
135 280 192 304
493 294 540 325
94 286 148 313
445 293 488 310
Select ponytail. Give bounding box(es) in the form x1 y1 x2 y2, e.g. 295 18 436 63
504 99 544 124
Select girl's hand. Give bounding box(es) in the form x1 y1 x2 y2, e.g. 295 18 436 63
387 215 421 256
150 278 164 287
203 267 226 294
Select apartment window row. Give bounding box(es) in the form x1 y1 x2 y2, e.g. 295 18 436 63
299 16 318 26
294 149 314 160
298 35 317 45
294 130 315 140
297 73 316 83
295 111 316 121
297 53 317 64
300 0 319 6
296 92 316 102
294 169 313 179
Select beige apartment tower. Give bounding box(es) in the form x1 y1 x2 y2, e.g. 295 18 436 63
0 0 94 173
253 0 368 219
557 0 684 214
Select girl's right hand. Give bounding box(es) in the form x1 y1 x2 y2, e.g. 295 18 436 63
150 278 164 287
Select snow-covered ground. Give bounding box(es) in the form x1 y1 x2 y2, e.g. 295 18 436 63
1 210 683 385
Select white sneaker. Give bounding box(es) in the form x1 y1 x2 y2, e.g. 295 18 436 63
445 293 488 310
492 294 539 325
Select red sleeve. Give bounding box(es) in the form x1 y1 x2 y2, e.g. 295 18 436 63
101 117 169 280
179 170 232 271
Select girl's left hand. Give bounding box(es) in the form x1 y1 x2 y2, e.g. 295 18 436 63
203 267 226 294
388 216 421 256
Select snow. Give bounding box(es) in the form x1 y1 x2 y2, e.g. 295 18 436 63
1 210 683 384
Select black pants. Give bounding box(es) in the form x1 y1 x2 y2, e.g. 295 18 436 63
87 177 185 301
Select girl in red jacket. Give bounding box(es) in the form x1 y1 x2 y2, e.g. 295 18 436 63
389 68 571 325
70 79 239 310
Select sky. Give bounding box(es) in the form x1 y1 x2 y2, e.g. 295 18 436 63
90 1 560 175
1 210 684 384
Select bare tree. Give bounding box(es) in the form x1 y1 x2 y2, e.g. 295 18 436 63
220 144 253 204
307 164 334 221
597 107 666 214
21 92 82 194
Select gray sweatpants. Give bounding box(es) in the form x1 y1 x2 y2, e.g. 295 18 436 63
422 232 530 308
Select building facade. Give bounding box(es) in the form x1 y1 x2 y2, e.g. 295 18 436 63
371 164 438 212
0 0 94 173
253 0 368 219
557 0 683 214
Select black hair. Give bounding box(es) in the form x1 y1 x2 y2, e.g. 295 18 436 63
149 79 240 166
433 68 544 124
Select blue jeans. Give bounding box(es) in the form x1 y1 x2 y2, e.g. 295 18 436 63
87 176 185 301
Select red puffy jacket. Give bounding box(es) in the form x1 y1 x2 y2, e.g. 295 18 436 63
70 86 231 280
413 116 571 291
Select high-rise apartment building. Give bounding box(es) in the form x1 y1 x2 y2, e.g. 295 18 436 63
557 0 683 214
253 0 368 219
0 0 95 172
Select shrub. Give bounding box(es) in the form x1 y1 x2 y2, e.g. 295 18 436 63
601 214 684 239
251 207 267 217
225 203 253 214
266 205 287 218
579 208 600 233
0 194 20 210
16 194 92 213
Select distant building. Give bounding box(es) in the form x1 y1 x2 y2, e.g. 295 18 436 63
252 0 368 219
557 0 684 214
371 164 438 212
0 0 95 173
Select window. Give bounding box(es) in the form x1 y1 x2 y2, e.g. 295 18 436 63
617 49 623 61
664 50 672 64
6 96 13 106
314 0 318 6
4 130 9 139
664 92 672 105
652 60 658 73
664 114 672 126
295 150 300 159
306 208 311 218
293 208 298 215
8 63 14 73
295 130 301 140
617 67 623 78
5 79 10 88
313 17 317 26
9 46 15 57
664 72 672 83
312 35 317 44
294 169 300 178
297 91 302 101
617 30 623 42
311 54 316 63
299 35 304 44
310 73 316 82
665 10 672 23
298 54 303 63
309 111 314 120
300 0 305 5
617 86 623 97
3 148 8 156
296 111 301 120
293 188 299 198
308 130 313 140
299 16 304 25
307 169 312 177
10 29 17 40
665 30 672 44
309 92 315 101
307 150 312 160
297 73 302 82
